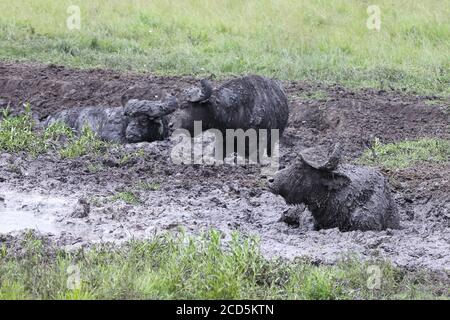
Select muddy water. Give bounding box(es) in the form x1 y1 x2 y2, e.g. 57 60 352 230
0 191 69 234
0 189 96 243
2 141 449 274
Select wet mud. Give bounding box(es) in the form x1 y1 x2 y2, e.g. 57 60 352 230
0 61 449 274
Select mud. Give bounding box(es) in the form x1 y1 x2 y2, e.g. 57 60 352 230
0 61 449 274
0 191 63 234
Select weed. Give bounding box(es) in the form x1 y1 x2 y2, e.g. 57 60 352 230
0 1 448 96
0 106 108 159
59 126 108 158
0 231 447 300
358 138 450 170
138 181 161 191
111 191 140 205
295 90 329 101
86 163 104 173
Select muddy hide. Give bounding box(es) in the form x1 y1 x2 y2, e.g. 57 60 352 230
44 97 178 143
170 75 289 158
269 144 400 231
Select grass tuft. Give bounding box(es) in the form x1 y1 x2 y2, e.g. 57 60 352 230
138 181 161 191
0 231 447 300
58 125 108 158
358 138 450 170
111 191 140 205
0 0 448 96
295 90 329 101
0 106 108 158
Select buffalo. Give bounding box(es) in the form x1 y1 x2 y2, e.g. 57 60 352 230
44 96 178 143
269 144 400 231
170 75 289 159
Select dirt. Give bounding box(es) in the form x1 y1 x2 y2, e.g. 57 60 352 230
0 62 198 119
0 61 449 275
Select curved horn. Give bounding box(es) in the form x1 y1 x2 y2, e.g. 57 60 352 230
124 95 179 118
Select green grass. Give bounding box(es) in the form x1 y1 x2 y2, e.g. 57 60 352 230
138 181 161 191
117 149 146 166
359 138 450 170
0 0 448 96
111 191 140 205
295 90 329 101
0 104 70 155
58 125 108 158
423 98 448 106
86 162 104 173
0 106 108 158
0 231 447 300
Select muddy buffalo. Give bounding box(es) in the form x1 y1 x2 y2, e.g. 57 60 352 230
269 144 400 231
44 96 178 143
171 75 289 157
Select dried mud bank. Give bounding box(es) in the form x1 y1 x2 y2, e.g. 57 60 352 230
0 61 449 274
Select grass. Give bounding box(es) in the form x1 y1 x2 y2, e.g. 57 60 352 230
138 181 161 191
358 137 450 170
111 191 140 205
117 149 146 166
0 0 448 96
86 163 104 173
295 90 329 101
0 104 69 155
423 98 448 106
58 125 108 158
0 106 108 158
0 230 447 300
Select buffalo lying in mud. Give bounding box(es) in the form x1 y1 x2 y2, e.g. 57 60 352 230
44 74 288 155
44 97 178 143
269 144 400 232
171 75 289 158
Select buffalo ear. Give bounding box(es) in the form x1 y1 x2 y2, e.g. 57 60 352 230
186 79 213 103
164 95 179 112
199 79 213 99
121 93 131 107
300 143 342 171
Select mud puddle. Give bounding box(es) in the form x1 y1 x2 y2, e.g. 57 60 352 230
0 61 449 274
0 190 70 234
